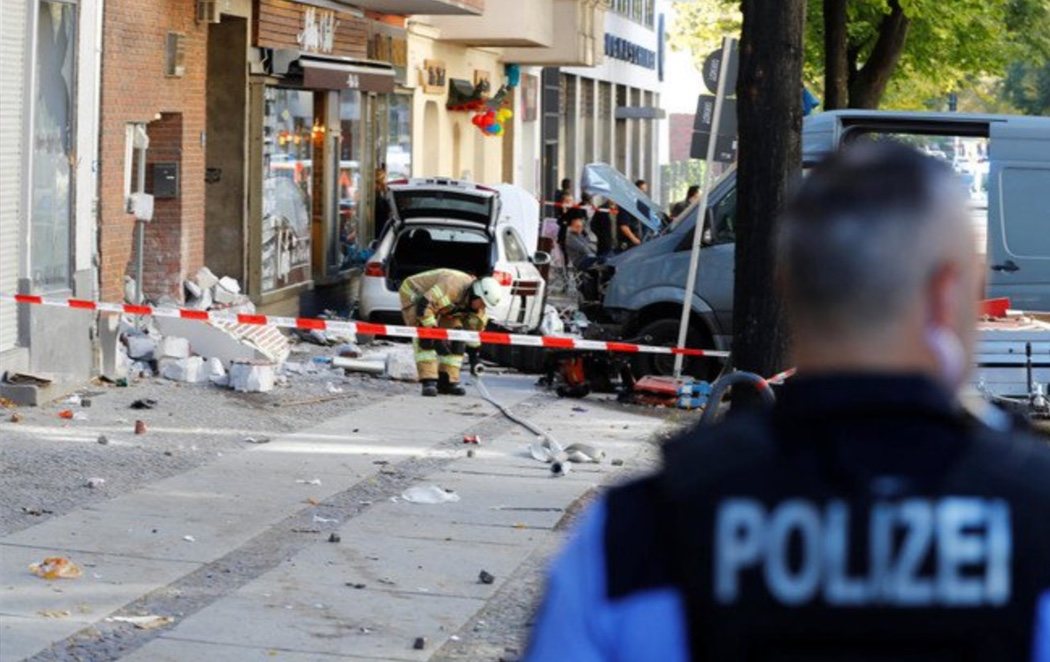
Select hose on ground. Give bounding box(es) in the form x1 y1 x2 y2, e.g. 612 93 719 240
472 373 564 453
699 371 777 426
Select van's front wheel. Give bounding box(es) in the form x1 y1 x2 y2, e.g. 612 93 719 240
631 319 720 381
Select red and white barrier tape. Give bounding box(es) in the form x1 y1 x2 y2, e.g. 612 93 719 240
0 294 731 359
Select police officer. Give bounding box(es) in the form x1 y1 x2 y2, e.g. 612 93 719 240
526 143 1050 661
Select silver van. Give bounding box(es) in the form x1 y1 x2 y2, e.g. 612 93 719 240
599 110 1050 376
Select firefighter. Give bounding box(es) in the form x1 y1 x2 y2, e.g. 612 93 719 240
399 268 503 397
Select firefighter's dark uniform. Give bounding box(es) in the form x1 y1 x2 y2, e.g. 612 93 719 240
399 268 486 383
527 375 1050 661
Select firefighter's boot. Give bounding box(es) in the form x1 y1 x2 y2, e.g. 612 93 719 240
438 372 466 396
421 379 438 397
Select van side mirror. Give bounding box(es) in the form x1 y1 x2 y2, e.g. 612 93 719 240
531 251 551 266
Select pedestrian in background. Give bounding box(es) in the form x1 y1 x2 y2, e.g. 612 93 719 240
634 178 649 195
526 142 1050 661
670 184 701 220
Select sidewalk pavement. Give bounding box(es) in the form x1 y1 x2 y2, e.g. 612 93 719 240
1 375 673 661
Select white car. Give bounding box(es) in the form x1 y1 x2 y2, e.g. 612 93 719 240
358 178 550 332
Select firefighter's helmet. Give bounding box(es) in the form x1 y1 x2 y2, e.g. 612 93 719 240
472 277 504 308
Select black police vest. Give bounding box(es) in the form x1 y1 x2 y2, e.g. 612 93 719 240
604 407 1050 661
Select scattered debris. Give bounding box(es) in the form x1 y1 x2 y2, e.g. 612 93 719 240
478 570 495 585
85 477 106 489
134 420 147 435
130 398 157 410
159 356 208 383
346 582 367 589
228 360 276 393
10 412 22 423
58 410 74 420
296 478 322 486
313 515 338 524
126 335 157 361
384 349 419 382
611 458 625 467
333 342 361 358
413 636 428 650
551 461 570 477
95 434 110 446
21 507 53 516
206 357 227 386
29 557 82 580
242 436 271 444
377 577 396 586
65 394 82 406
401 485 461 504
38 609 72 619
306 497 320 506
106 615 175 630
334 357 385 374
466 449 476 458
157 336 191 360
564 443 605 463
463 434 481 445
571 406 588 413
325 382 344 394
80 398 92 408
328 533 341 543
183 535 196 543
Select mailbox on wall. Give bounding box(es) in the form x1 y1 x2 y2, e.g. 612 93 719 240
152 162 179 198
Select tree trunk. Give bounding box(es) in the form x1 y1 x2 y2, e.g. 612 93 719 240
732 0 804 403
823 0 849 110
848 0 910 108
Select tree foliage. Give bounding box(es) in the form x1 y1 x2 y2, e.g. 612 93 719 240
1001 60 1050 115
670 0 1050 109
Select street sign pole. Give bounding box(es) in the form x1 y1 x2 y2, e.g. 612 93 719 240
673 36 735 378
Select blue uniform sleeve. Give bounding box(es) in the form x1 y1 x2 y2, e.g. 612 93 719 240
1035 590 1050 662
525 499 689 662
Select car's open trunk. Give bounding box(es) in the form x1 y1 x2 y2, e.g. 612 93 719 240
386 224 494 288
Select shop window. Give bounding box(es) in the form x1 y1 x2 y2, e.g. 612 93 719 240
386 94 412 181
261 87 314 293
30 0 76 291
334 90 363 272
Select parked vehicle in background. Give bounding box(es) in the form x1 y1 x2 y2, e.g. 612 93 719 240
358 179 551 332
596 110 1050 377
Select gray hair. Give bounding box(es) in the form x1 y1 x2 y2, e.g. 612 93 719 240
777 141 970 334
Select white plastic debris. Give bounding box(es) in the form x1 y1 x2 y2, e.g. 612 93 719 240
325 382 344 394
159 356 207 383
228 361 275 392
296 478 322 486
313 515 338 524
183 535 196 543
401 485 461 504
540 305 565 336
213 276 242 304
85 477 106 489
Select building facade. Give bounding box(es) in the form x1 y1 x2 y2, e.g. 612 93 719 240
0 0 104 393
544 0 664 204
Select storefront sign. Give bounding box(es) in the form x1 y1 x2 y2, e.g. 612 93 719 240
302 62 395 93
255 0 367 59
298 7 337 54
604 33 657 70
421 59 446 95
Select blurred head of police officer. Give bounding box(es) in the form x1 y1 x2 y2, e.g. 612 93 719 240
525 142 1050 662
778 141 980 391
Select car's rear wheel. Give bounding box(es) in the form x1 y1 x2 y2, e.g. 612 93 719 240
631 318 721 380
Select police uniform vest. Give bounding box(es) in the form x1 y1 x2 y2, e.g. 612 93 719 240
603 376 1050 661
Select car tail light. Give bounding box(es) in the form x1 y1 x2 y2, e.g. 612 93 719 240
364 262 385 277
387 178 409 186
493 270 513 287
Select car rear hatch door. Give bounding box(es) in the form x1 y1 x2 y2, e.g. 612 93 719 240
387 179 499 235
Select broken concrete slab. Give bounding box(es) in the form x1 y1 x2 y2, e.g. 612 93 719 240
157 336 190 360
153 316 290 368
195 266 219 290
228 361 275 393
384 348 418 382
126 335 157 360
213 277 241 305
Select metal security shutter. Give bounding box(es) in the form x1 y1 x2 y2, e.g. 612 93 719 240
0 0 27 352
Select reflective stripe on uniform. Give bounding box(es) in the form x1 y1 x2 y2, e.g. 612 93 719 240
439 354 462 367
420 314 438 327
415 349 438 362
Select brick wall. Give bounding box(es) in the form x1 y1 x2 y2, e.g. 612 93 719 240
669 112 695 163
98 0 206 303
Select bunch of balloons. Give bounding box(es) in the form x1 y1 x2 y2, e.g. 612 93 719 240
471 107 513 137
